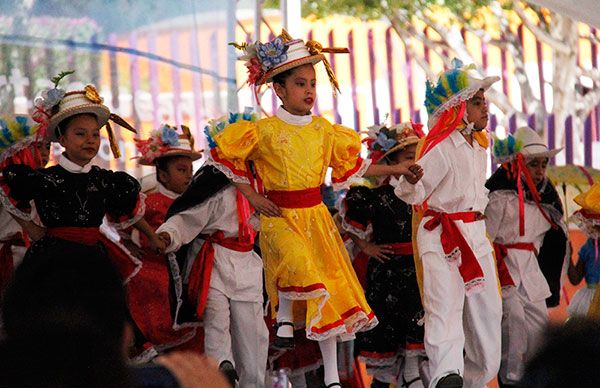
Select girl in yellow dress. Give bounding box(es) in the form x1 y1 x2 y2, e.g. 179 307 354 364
210 31 421 388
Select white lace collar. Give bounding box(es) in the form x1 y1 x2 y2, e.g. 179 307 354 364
276 106 313 126
158 183 180 199
59 153 93 173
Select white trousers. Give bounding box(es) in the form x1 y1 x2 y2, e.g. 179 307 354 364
421 250 502 388
203 287 269 388
499 286 548 385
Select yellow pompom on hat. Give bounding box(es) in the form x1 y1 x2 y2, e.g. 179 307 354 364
572 183 600 239
574 183 600 215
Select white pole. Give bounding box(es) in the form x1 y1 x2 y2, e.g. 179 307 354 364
226 0 238 112
280 0 301 37
253 0 263 112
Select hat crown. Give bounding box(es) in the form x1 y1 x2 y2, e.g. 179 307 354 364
134 124 201 166
425 59 473 116
366 121 423 163
514 126 555 158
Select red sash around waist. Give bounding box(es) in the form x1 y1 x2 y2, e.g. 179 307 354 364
187 231 255 320
46 227 102 245
493 242 537 287
266 187 322 209
423 209 486 294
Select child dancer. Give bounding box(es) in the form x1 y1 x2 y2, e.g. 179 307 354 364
394 59 502 388
212 31 419 388
122 124 201 356
0 73 160 288
156 111 269 388
0 116 50 294
569 184 600 317
340 122 425 388
486 127 568 386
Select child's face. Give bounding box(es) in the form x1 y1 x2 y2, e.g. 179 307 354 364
526 156 549 185
159 156 193 194
274 64 316 116
58 114 101 167
466 89 489 130
389 143 417 178
33 140 51 167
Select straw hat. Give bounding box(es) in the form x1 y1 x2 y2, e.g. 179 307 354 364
515 126 562 159
48 87 111 139
365 121 424 164
231 29 349 94
134 124 202 166
32 72 136 158
425 58 499 128
259 39 325 84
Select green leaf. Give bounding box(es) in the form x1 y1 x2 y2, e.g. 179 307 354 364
50 70 75 88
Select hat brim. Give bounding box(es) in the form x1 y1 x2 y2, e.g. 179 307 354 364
138 149 203 166
522 147 562 160
379 137 421 162
472 75 500 93
259 54 325 85
48 104 111 141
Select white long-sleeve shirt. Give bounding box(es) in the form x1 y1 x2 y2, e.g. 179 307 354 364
156 186 263 302
485 190 551 302
394 130 492 257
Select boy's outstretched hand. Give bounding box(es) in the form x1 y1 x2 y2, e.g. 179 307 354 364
405 163 423 184
388 162 423 184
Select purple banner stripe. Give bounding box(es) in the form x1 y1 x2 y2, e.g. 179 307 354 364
367 29 379 124
348 30 360 131
565 116 573 164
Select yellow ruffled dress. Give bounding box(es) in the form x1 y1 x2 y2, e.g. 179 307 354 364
210 113 377 340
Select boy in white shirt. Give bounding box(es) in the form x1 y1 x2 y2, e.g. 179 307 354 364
394 59 502 388
486 127 568 386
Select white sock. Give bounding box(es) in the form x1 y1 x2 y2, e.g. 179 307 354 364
403 354 424 387
276 293 293 338
318 337 340 386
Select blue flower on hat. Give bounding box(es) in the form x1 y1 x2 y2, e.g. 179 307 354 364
160 125 180 146
257 37 288 69
374 131 397 152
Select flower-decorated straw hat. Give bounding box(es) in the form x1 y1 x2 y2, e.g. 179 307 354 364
32 71 136 158
424 58 500 128
364 121 424 164
134 124 202 166
231 29 349 96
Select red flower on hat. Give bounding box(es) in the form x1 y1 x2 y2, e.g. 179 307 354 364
245 57 265 86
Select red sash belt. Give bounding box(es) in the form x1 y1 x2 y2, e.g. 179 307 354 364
493 242 537 287
423 210 486 294
0 233 26 292
187 231 254 320
266 187 322 209
47 227 102 245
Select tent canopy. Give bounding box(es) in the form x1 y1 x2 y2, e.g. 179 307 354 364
528 0 600 28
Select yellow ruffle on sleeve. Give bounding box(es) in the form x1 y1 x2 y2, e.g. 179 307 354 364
210 120 260 184
330 124 370 191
